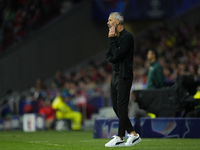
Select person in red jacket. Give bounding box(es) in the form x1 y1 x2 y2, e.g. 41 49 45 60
39 99 55 129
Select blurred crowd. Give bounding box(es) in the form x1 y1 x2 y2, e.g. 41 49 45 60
1 17 200 128
0 0 82 52
0 60 113 129
133 21 200 90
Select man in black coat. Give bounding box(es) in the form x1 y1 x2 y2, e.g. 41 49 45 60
105 12 141 147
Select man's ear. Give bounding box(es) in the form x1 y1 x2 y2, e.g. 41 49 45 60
117 19 120 25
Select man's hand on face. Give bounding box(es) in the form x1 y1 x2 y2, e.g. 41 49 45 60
108 26 117 37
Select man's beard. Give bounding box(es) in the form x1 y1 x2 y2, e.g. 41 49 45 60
108 24 117 30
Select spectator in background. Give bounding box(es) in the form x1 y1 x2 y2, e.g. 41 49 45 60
52 91 82 130
39 99 55 129
146 48 164 89
30 8 42 30
33 77 47 103
23 94 35 113
52 70 65 89
1 100 11 118
13 8 24 34
163 67 174 83
2 5 15 28
35 77 46 91
88 62 104 84
75 81 93 119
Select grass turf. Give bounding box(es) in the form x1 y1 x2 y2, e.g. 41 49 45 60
0 131 200 150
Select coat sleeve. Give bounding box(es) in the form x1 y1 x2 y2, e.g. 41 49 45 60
105 48 118 64
109 34 133 61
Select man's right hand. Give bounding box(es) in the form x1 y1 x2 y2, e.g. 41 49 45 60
108 26 117 37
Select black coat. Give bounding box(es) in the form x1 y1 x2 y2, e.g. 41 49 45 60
106 28 134 79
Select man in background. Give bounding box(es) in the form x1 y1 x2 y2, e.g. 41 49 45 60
146 49 164 89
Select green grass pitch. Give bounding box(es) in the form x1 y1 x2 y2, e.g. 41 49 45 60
0 131 200 150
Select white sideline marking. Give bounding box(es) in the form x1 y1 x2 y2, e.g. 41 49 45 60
80 140 104 142
29 141 49 143
28 141 65 146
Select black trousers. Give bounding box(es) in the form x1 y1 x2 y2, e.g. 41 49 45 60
111 73 134 137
